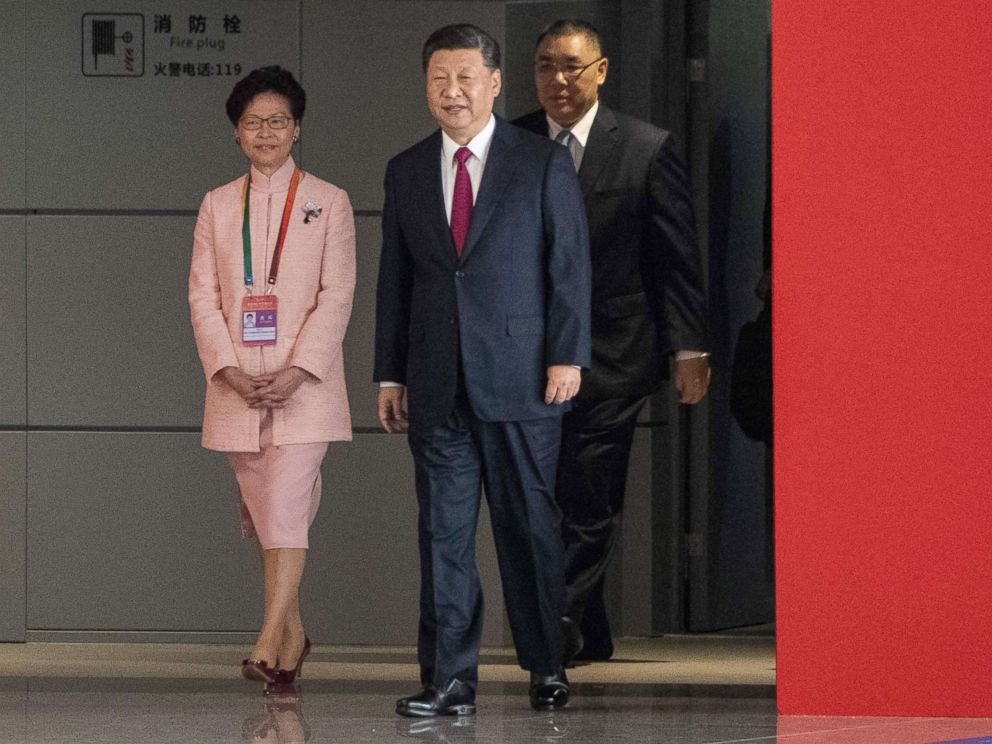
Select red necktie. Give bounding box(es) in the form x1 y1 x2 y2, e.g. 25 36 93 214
450 146 473 256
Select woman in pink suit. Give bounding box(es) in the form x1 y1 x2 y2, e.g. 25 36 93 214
189 66 355 686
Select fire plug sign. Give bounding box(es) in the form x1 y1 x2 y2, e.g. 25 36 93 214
81 10 249 79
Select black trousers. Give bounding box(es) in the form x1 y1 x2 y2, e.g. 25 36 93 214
408 387 565 687
555 394 648 650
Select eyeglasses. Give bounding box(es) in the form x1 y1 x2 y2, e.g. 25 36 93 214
534 57 604 82
239 114 293 130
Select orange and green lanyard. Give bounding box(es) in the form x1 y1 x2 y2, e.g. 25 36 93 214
241 167 302 292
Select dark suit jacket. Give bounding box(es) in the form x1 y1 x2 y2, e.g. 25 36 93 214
374 117 591 427
514 105 708 399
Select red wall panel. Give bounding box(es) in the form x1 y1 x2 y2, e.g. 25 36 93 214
774 1 992 716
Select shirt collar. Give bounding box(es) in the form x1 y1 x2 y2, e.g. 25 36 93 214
441 114 497 166
250 156 297 194
546 100 599 148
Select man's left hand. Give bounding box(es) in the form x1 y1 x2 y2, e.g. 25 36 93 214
545 365 581 405
674 357 711 405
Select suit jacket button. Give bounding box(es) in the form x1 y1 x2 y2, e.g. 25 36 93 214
449 317 457 325
455 270 465 278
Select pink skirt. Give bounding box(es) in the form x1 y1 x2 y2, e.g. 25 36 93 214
227 411 329 549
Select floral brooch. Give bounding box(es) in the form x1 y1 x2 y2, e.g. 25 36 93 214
302 201 322 224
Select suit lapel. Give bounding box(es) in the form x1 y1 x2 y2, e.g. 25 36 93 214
459 118 519 263
416 131 458 261
578 105 619 195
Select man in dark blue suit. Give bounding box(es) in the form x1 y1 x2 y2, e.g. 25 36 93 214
374 24 591 717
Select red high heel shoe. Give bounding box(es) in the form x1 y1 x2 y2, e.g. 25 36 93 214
272 636 311 685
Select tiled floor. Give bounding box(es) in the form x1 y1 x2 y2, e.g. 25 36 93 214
0 636 990 743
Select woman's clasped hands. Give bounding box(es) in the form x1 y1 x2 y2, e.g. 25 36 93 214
220 366 312 409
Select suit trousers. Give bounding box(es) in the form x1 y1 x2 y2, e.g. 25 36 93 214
556 394 648 647
408 384 565 687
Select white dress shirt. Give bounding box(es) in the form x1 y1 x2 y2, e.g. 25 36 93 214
441 114 496 223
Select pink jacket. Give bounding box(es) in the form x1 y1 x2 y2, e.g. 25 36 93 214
189 157 356 452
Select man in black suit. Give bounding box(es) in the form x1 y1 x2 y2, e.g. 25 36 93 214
514 19 710 663
374 24 591 716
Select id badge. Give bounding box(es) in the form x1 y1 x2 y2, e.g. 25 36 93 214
242 294 277 346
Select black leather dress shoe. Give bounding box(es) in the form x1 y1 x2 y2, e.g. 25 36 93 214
560 616 584 666
396 679 476 718
529 669 569 710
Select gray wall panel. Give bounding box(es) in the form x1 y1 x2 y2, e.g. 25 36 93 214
27 431 505 644
26 432 258 630
343 217 380 428
0 434 26 641
302 1 506 211
26 215 203 427
25 1 300 210
1 217 26 426
305 433 506 645
0 3 25 209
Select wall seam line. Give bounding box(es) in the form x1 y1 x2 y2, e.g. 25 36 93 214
23 0 29 641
